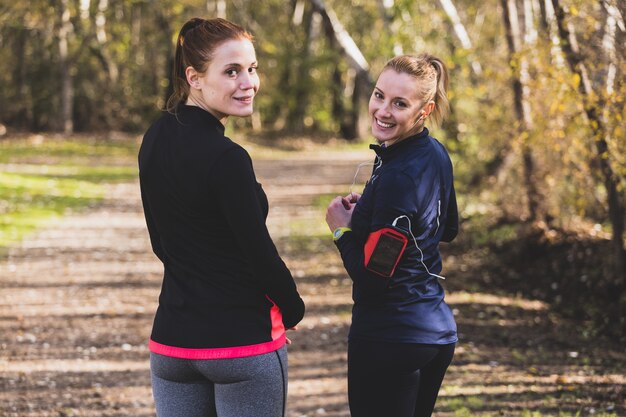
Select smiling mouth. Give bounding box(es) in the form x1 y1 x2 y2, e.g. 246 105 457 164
234 96 253 103
375 118 395 129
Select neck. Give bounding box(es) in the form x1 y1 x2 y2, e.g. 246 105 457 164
379 125 425 147
185 94 229 124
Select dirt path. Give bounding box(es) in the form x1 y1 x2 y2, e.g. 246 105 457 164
1 156 624 417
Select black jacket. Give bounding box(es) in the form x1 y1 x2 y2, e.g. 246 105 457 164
139 105 304 357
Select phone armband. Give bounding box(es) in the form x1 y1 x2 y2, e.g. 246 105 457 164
364 226 408 277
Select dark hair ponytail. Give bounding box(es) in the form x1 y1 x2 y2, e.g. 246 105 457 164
166 17 253 112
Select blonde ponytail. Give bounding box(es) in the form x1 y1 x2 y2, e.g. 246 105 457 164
426 55 449 128
383 53 450 128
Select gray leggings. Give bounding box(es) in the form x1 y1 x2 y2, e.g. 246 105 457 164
150 346 288 417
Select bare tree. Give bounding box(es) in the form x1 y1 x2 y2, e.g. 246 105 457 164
13 26 31 129
57 0 74 134
550 0 625 282
207 0 227 18
309 0 372 82
377 0 403 55
437 0 482 76
601 0 622 95
500 0 542 222
310 0 374 139
287 2 316 131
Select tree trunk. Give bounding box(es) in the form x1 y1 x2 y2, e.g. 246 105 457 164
541 0 566 68
13 27 32 129
443 37 462 146
207 0 227 18
310 0 374 139
268 0 298 130
57 0 74 134
611 0 626 30
551 0 626 282
437 0 482 76
156 9 174 110
377 0 403 55
95 0 118 82
500 0 542 222
331 60 345 135
286 4 314 131
601 0 619 95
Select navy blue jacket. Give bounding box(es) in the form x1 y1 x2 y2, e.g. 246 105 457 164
335 128 458 345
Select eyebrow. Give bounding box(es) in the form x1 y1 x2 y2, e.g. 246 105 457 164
374 87 409 102
223 61 258 68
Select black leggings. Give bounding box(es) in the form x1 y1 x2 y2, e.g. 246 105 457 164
348 340 455 417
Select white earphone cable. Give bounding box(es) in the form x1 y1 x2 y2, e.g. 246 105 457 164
392 215 445 280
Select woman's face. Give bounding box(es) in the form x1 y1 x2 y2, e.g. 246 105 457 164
368 69 427 146
187 38 259 122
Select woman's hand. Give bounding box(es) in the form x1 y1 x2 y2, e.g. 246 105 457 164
326 196 355 231
344 192 361 205
286 326 298 345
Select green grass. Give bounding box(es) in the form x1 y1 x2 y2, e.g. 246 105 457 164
0 136 139 163
0 136 139 249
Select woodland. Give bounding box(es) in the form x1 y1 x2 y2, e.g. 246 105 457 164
0 0 625 338
0 1 625 415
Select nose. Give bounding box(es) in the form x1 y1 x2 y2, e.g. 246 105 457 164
239 71 257 91
376 101 392 118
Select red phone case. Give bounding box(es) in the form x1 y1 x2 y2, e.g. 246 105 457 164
364 227 408 277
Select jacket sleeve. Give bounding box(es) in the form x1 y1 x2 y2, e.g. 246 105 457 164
335 172 418 293
212 146 305 328
441 183 458 242
139 180 166 263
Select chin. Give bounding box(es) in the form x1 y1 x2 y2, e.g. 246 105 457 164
372 131 395 144
239 109 255 117
228 108 253 118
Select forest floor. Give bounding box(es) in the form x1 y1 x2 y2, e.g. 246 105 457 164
0 136 624 417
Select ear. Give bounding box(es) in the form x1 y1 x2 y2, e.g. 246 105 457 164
421 100 436 117
185 66 201 90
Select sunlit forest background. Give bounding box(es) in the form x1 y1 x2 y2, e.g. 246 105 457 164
0 0 624 338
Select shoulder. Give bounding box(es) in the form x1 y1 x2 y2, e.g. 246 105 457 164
429 137 453 163
376 166 417 194
219 140 251 163
409 137 452 171
211 141 255 177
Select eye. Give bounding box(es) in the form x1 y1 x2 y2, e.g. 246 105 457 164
226 68 238 77
248 66 258 74
373 91 383 100
394 100 407 108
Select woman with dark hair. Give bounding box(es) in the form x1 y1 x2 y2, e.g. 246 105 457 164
326 53 459 417
139 17 305 417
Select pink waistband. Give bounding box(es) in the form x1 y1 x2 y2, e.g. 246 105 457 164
149 333 286 359
150 300 286 359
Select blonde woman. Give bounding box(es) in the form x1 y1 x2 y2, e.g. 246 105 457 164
326 54 458 417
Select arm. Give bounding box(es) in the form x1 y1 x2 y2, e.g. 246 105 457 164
441 184 458 242
213 147 305 328
330 173 417 293
139 181 166 262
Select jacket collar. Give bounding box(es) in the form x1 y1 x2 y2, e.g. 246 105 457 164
177 104 226 135
369 127 430 160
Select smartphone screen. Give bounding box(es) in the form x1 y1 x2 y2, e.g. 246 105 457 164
366 231 407 277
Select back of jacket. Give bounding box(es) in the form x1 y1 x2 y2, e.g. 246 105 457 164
139 105 304 357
